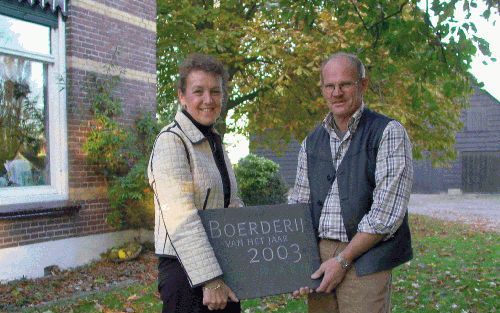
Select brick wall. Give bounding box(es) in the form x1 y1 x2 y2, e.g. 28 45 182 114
0 199 111 249
0 0 156 249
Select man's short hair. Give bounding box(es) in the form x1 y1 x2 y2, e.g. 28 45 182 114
320 52 366 83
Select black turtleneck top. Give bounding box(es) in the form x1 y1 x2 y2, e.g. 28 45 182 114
181 110 230 208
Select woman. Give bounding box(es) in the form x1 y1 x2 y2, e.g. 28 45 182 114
148 54 242 313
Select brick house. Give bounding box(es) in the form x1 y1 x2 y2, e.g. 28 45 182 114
0 0 156 281
254 88 500 194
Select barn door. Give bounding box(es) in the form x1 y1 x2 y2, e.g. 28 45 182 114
462 152 500 193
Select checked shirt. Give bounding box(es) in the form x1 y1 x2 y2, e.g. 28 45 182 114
289 104 414 242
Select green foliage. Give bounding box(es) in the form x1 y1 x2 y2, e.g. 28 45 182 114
83 115 130 177
82 73 129 177
234 154 287 206
107 159 155 229
157 0 496 165
82 71 162 229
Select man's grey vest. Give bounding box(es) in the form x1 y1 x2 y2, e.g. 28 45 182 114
306 109 412 276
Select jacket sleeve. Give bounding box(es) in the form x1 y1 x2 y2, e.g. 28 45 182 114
148 131 222 287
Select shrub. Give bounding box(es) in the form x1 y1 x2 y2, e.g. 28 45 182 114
234 154 287 206
83 70 162 230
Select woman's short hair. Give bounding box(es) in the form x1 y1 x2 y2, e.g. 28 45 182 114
177 53 229 95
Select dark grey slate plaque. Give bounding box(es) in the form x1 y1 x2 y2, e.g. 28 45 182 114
199 203 321 299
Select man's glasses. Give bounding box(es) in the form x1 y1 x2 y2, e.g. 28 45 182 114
322 80 359 94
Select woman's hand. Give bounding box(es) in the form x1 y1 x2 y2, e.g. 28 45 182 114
292 286 313 298
202 279 239 310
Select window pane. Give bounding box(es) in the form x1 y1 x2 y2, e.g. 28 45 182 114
0 14 50 55
0 54 49 188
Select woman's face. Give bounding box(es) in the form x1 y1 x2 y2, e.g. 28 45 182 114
178 70 223 126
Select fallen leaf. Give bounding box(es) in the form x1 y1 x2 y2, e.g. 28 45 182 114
127 294 140 301
94 301 104 312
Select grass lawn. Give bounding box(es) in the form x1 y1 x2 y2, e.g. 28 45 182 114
21 214 499 313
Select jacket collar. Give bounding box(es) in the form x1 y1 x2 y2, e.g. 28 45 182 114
175 110 218 144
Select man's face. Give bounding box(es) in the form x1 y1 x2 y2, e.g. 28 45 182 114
321 58 368 120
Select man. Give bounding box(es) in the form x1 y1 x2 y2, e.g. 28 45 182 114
289 52 413 313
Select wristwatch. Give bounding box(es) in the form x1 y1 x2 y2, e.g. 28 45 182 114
334 253 351 270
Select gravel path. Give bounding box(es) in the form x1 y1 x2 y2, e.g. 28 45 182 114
408 193 500 232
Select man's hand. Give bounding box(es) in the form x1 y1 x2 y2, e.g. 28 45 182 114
312 258 348 293
202 279 239 311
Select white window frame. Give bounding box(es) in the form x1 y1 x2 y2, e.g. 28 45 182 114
0 14 68 207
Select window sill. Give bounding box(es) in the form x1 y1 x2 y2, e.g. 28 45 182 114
0 201 81 220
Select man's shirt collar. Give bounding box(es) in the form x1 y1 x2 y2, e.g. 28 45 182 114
323 103 365 135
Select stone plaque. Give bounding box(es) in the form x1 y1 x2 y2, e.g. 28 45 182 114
199 203 321 299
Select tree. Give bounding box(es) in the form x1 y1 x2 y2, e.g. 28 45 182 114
157 0 497 165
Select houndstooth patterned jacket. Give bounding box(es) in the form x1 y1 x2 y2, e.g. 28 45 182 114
148 111 243 287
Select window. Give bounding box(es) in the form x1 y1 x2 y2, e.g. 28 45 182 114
0 11 67 207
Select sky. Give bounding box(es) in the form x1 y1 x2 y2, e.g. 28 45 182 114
464 7 499 100
225 4 499 164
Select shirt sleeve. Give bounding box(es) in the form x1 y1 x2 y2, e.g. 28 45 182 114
288 140 311 204
357 120 414 238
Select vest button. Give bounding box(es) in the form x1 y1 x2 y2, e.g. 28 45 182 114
316 200 323 206
327 174 332 181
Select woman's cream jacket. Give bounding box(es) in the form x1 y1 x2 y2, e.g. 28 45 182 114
148 111 243 287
